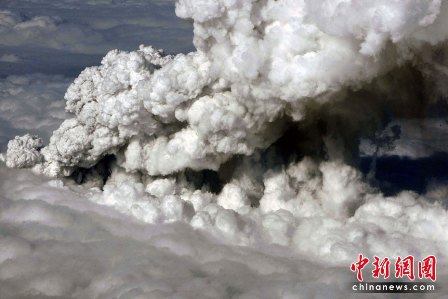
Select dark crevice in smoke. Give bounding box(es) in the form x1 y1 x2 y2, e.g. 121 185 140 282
183 168 224 194
268 119 327 165
70 155 115 189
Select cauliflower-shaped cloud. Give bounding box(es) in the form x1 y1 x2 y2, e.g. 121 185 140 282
2 134 43 168
3 0 448 196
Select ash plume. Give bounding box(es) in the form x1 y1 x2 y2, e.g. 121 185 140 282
2 2 448 292
4 0 448 177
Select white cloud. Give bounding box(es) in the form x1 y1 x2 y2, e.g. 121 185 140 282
0 166 347 299
7 0 448 177
0 159 447 298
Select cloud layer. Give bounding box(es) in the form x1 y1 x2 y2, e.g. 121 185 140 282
1 164 447 299
0 74 70 150
0 0 193 76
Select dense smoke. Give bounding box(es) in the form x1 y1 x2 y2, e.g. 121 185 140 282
3 0 448 176
2 0 448 297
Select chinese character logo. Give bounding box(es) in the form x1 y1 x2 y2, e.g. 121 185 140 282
395 255 415 280
418 255 436 281
351 254 369 282
350 254 437 282
372 256 390 279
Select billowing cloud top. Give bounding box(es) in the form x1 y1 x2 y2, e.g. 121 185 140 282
4 0 448 177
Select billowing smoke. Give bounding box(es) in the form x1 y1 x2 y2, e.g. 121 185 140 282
2 0 448 297
3 0 448 177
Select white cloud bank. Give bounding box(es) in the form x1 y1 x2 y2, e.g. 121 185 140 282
1 163 447 298
2 0 448 298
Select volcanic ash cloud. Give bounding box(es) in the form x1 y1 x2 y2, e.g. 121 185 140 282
2 0 448 273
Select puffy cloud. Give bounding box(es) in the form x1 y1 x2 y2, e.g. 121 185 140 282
62 156 448 266
5 0 448 177
1 134 43 168
0 159 447 298
0 166 350 299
